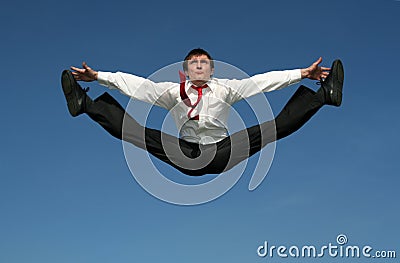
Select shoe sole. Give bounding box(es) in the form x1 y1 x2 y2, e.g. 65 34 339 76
61 70 80 117
331 59 344 106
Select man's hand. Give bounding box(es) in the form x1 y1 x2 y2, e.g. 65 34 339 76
70 62 98 82
301 57 330 80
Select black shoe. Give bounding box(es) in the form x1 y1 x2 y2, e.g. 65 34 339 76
321 59 344 106
61 70 89 117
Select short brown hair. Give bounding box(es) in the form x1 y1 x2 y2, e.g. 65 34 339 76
183 48 214 71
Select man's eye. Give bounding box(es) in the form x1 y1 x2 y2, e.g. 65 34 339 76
189 60 198 64
200 60 208 64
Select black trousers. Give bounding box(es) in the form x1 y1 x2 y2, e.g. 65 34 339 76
85 85 324 176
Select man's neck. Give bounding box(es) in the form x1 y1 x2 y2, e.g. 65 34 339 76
191 80 208 87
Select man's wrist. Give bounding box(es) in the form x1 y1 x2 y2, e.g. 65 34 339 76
300 68 309 79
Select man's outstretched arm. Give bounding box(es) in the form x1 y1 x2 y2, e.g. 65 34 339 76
225 57 331 104
69 62 176 110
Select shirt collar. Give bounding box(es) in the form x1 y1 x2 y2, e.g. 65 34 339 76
186 79 215 93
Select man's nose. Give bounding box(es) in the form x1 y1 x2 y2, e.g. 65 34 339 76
196 62 202 68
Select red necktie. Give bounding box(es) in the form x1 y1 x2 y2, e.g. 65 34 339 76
179 71 208 120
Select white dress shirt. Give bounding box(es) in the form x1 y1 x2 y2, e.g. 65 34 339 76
97 69 302 144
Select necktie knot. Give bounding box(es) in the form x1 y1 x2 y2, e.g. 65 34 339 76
191 84 208 94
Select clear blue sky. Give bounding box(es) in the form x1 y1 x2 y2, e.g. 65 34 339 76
1 0 399 262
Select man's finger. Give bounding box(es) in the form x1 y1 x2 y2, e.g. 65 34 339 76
313 57 322 66
71 72 80 80
321 72 329 78
82 62 90 70
70 66 85 73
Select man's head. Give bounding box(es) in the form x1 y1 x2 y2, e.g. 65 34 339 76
183 48 214 86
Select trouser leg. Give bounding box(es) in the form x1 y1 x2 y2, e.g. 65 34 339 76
84 92 204 175
273 85 324 141
85 93 171 162
208 85 325 173
247 85 324 152
84 92 127 140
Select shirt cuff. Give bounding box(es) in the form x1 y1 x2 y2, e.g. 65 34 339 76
97 71 111 87
290 69 302 84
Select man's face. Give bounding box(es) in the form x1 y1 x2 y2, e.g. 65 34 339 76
185 55 214 85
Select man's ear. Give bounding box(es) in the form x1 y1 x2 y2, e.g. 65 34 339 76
211 68 215 77
184 70 189 78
